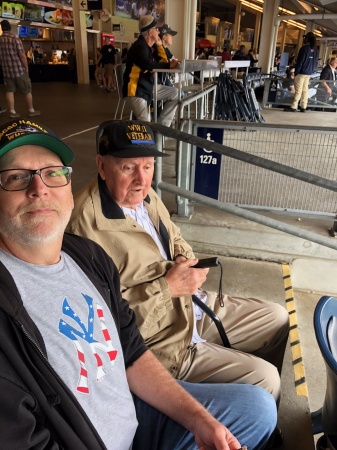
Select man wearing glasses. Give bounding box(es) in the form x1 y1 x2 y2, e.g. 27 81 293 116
0 118 276 449
123 15 179 126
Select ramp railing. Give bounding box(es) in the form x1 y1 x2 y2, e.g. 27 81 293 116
151 120 337 250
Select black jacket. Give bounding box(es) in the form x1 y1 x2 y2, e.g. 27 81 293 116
0 233 147 449
320 64 336 81
295 44 318 76
122 35 170 104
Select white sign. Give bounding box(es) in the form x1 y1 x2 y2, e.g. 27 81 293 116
79 0 88 10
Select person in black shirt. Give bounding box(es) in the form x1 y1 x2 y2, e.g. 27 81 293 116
232 45 250 77
100 37 117 92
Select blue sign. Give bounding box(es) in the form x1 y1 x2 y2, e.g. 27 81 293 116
194 127 223 200
268 79 278 102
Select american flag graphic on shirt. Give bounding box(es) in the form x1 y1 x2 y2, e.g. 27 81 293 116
59 294 118 394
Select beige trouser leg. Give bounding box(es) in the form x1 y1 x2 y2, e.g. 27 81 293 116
125 97 151 122
178 292 289 401
291 74 310 109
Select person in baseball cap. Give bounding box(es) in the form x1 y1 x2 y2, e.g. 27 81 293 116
156 24 180 89
122 15 179 127
96 120 168 158
0 119 74 165
158 24 177 38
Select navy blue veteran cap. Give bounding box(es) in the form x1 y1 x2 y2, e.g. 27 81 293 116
158 24 177 37
96 120 168 158
0 119 74 165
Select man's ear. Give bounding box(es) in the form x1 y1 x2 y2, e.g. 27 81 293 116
96 155 105 180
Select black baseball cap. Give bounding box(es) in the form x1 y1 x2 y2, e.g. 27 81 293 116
0 119 74 165
303 32 315 39
158 24 177 37
96 120 168 158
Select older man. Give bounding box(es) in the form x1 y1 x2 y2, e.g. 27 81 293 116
68 120 289 405
0 118 276 450
123 15 179 126
317 56 337 107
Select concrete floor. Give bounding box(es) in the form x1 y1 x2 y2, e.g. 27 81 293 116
1 81 336 449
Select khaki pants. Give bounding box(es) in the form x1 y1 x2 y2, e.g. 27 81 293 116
178 291 289 401
291 73 311 109
126 85 179 127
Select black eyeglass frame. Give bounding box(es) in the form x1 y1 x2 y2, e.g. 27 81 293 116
0 165 73 191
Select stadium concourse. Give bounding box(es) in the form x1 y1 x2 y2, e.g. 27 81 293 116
1 81 336 450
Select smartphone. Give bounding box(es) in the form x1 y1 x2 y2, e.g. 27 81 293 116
192 257 219 268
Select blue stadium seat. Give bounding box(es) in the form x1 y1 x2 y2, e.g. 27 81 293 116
312 295 337 450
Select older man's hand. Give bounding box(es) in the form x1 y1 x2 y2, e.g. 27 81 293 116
165 258 209 297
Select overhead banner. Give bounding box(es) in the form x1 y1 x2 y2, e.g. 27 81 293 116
27 1 72 11
1 2 25 19
43 6 73 26
115 0 165 23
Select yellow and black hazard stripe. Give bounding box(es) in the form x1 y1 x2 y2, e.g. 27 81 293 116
282 263 308 397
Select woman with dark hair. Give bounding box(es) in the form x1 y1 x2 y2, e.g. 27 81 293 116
289 31 318 112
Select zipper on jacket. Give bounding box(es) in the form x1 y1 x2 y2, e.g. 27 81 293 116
19 323 107 447
20 323 47 359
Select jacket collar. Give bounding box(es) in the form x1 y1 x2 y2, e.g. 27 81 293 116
97 175 151 219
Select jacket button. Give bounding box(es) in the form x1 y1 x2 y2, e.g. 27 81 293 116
172 365 178 371
185 304 189 309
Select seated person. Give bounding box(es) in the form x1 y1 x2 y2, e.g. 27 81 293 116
282 67 295 109
0 118 277 450
153 24 184 112
221 45 232 63
232 45 250 77
155 24 179 88
123 15 179 127
317 57 337 107
285 67 295 92
68 120 289 405
248 49 258 73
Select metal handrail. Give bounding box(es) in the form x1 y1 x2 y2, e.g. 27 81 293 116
158 181 337 252
151 121 337 252
152 122 337 193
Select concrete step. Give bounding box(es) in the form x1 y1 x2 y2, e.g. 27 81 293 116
172 204 337 294
199 253 320 450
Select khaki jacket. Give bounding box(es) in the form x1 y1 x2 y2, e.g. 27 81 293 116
67 178 195 376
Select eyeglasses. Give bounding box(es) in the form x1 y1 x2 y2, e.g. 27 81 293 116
0 166 73 191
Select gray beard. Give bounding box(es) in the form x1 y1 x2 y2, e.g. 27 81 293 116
0 209 72 247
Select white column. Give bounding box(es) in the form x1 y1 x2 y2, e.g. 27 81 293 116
253 12 261 50
280 22 287 53
232 0 242 50
259 0 280 73
165 0 197 60
73 1 89 84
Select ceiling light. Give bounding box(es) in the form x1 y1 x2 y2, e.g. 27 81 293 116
240 0 263 13
284 19 307 30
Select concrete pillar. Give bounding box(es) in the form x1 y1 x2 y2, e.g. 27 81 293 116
253 12 261 50
259 0 280 73
319 40 327 66
306 22 315 33
297 29 305 56
165 0 197 60
280 22 287 53
72 0 89 84
232 0 242 50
